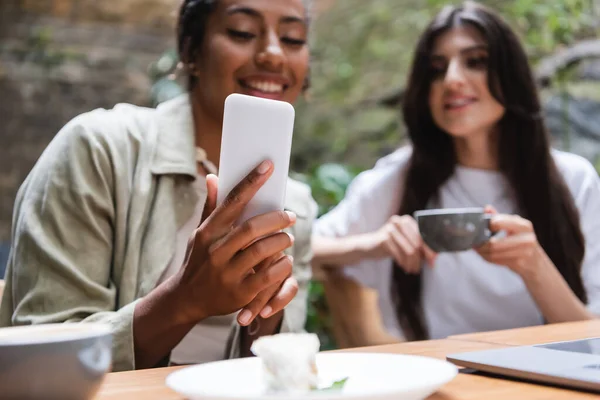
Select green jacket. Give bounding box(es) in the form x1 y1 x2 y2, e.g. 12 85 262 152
0 94 317 371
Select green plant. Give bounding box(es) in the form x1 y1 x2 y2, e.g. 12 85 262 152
294 163 361 216
12 27 82 69
299 163 360 350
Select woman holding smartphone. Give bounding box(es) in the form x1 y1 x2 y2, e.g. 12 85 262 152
313 2 600 346
0 0 316 371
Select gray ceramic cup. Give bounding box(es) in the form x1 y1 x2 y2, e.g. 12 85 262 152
0 323 112 400
414 207 493 253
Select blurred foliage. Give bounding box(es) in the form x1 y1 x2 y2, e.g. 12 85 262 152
296 163 359 350
304 280 335 350
6 27 83 69
426 0 599 56
293 163 362 216
293 0 433 171
149 1 600 170
148 49 184 107
293 0 600 173
502 0 598 57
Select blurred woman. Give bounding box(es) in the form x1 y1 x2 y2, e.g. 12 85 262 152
313 1 600 345
0 0 316 371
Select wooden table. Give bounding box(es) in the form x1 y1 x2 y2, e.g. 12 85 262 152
95 321 600 399
96 339 496 400
333 338 506 360
449 319 600 346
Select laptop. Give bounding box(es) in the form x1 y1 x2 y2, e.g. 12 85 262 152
447 337 600 392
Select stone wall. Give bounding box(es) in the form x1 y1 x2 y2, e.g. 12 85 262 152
0 0 178 243
15 0 178 32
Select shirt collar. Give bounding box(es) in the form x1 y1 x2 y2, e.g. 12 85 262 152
151 93 198 178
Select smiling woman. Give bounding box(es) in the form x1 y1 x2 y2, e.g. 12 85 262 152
312 1 600 348
427 26 505 142
178 0 310 96
0 0 317 372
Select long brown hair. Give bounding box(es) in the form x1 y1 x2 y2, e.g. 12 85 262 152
392 1 587 341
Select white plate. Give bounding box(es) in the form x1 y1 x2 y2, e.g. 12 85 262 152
166 352 458 400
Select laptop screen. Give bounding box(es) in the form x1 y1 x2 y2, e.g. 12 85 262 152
536 338 600 356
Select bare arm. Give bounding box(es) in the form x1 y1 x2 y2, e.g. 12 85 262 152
477 210 595 325
312 235 379 268
313 216 437 273
524 248 594 323
134 165 299 368
133 276 199 368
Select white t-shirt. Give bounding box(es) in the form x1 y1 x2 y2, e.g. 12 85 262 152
314 146 600 340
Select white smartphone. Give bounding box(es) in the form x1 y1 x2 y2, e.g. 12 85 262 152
217 93 295 224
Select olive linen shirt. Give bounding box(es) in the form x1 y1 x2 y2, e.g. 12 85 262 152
0 94 317 371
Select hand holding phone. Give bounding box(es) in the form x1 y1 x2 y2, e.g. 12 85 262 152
217 93 295 224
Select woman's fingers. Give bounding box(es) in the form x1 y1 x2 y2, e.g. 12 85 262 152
421 243 438 266
253 251 286 273
388 215 431 273
484 204 498 215
237 274 299 327
383 238 408 269
228 232 294 278
489 214 534 234
201 160 273 238
209 211 296 265
383 233 421 274
201 174 219 223
236 254 290 326
397 217 438 268
386 230 417 273
389 228 414 258
237 282 279 326
390 223 422 273
480 250 532 266
245 254 294 294
476 230 539 275
478 233 536 254
392 217 420 248
260 276 299 318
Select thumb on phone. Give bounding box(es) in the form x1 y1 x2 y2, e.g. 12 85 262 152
201 174 219 224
